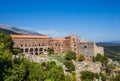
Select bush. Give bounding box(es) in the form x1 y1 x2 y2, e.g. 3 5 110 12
65 51 76 60
47 48 54 55
63 60 75 72
93 54 108 63
78 55 85 62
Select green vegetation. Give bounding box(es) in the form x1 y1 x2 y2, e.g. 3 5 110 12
63 60 75 72
111 74 120 81
80 71 106 81
78 55 85 62
63 51 76 73
47 48 54 55
65 51 76 60
48 54 65 63
0 32 75 81
97 43 120 62
93 54 108 63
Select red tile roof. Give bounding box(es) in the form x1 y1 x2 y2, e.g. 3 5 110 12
53 38 65 41
10 34 50 39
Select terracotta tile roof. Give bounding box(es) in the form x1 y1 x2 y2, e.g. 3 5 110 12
53 38 65 41
10 34 50 39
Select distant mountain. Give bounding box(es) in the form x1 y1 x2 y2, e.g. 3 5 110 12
98 41 120 44
0 24 43 35
0 28 19 34
107 41 120 44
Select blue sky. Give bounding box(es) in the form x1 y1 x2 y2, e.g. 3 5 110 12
0 0 120 42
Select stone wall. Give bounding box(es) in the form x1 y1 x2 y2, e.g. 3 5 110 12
79 42 104 60
79 42 95 59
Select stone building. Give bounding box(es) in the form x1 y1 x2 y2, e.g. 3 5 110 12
10 34 104 60
49 35 79 54
10 34 50 55
11 34 79 55
50 38 65 54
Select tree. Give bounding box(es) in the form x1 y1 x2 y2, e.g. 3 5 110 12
78 55 85 62
93 54 108 63
13 48 22 55
47 48 54 55
0 32 13 81
63 60 75 72
0 32 13 51
80 71 100 81
0 32 75 81
99 73 106 81
4 62 27 81
65 51 76 60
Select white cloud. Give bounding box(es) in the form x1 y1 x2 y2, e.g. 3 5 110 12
37 29 68 37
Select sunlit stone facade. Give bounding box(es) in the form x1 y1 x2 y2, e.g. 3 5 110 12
11 34 104 60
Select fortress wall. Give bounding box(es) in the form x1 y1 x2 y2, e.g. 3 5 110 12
79 42 95 59
79 42 104 60
94 46 104 56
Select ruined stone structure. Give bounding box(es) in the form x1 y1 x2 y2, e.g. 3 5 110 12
10 34 104 60
79 40 104 59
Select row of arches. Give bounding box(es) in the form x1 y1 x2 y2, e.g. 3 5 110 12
21 47 48 55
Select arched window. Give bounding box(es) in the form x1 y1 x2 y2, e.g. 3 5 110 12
30 48 33 52
39 48 43 51
21 49 24 52
35 48 38 52
84 46 87 48
25 48 28 52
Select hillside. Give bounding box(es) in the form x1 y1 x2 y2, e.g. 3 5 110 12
97 43 120 62
0 28 19 34
0 24 44 35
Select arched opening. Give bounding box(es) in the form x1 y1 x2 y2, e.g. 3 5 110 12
21 49 24 52
39 48 43 51
35 53 38 55
25 48 28 52
35 48 38 52
30 48 33 52
84 46 87 48
44 49 47 51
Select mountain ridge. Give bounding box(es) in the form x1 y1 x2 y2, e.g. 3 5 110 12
0 24 44 35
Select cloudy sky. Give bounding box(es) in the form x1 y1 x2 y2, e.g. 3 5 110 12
0 0 120 42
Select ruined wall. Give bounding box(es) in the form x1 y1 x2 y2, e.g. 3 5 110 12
79 42 95 59
94 45 104 57
79 42 104 60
